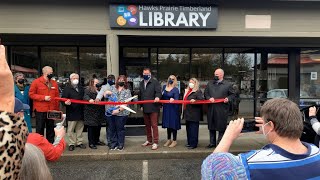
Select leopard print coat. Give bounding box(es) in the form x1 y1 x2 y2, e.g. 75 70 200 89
0 111 28 179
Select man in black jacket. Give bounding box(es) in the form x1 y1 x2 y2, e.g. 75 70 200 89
139 68 161 150
62 73 86 151
204 68 235 148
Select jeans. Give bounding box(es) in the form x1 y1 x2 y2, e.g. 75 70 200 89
107 115 127 148
186 121 199 148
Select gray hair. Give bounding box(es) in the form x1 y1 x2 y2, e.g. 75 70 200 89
20 143 53 180
70 73 79 79
14 72 24 80
42 66 53 74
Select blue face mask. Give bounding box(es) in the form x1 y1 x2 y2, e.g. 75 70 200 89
143 75 151 80
168 79 174 84
108 80 115 85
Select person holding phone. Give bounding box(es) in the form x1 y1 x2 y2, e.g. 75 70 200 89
29 66 59 143
204 98 320 179
309 106 320 146
61 73 86 151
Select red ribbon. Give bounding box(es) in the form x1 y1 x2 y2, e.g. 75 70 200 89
55 97 226 105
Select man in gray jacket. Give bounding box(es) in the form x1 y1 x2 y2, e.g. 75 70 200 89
95 74 115 147
204 68 234 148
139 68 161 150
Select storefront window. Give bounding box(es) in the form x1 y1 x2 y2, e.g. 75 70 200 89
41 47 78 94
79 47 107 86
11 46 39 84
123 47 148 58
300 48 320 107
224 49 255 118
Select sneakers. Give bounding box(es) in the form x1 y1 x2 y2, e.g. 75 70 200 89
151 143 158 150
110 146 117 150
141 141 152 147
117 146 124 151
163 140 172 147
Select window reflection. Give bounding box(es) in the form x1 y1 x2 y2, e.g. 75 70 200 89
11 46 39 84
41 47 78 93
79 47 107 86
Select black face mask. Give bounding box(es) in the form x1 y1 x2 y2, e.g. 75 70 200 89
47 74 54 80
118 82 125 87
214 76 219 81
18 79 25 84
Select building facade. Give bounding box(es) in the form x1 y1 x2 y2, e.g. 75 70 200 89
2 0 320 122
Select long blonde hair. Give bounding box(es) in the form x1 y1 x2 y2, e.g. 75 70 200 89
166 75 178 88
187 78 200 92
20 143 53 180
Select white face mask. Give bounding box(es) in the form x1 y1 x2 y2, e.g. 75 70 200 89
189 83 195 89
72 79 79 85
262 121 271 137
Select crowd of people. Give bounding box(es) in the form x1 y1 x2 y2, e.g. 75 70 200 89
2 42 320 179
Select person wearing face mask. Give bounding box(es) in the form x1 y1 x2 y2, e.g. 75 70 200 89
84 78 106 149
61 73 86 151
95 74 115 147
204 68 235 148
139 68 161 150
14 72 32 132
162 75 181 148
209 98 320 180
182 78 204 149
103 75 132 151
29 66 59 143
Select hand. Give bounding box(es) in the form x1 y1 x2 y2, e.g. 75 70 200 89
223 118 244 141
255 117 265 134
65 99 71 105
45 96 51 101
190 99 196 103
154 97 160 102
95 98 100 103
112 109 120 115
309 106 317 116
209 97 215 103
140 107 143 111
54 127 66 138
224 98 229 103
0 45 14 113
104 90 112 97
89 99 95 104
169 98 174 103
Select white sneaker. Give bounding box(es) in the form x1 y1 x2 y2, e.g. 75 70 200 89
151 143 158 150
141 141 152 147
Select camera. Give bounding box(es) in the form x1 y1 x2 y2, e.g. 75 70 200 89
241 119 259 133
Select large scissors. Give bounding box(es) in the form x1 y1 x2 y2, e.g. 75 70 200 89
105 94 138 116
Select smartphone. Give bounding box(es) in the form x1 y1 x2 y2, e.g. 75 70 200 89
47 110 63 120
241 119 259 133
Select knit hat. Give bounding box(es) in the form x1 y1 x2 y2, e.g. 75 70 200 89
201 153 247 180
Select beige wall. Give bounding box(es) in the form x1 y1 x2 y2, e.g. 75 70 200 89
0 0 320 37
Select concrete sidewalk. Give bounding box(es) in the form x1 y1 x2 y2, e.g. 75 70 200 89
59 125 268 161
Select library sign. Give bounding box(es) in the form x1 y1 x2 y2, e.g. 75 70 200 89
109 4 218 29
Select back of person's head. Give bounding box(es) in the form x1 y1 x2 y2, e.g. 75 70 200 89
260 98 303 139
201 153 247 180
20 143 53 180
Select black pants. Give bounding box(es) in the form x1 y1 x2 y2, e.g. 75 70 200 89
209 130 225 146
167 128 177 141
186 121 199 148
87 126 101 145
35 111 55 143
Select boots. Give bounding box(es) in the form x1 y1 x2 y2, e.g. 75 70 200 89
164 140 172 147
169 141 177 148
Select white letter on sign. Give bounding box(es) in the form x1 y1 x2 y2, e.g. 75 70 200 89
189 12 200 27
164 12 176 26
176 12 189 27
154 12 164 26
139 12 147 26
199 12 210 27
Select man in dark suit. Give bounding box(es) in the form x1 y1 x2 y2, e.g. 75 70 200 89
139 68 161 150
204 68 235 148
